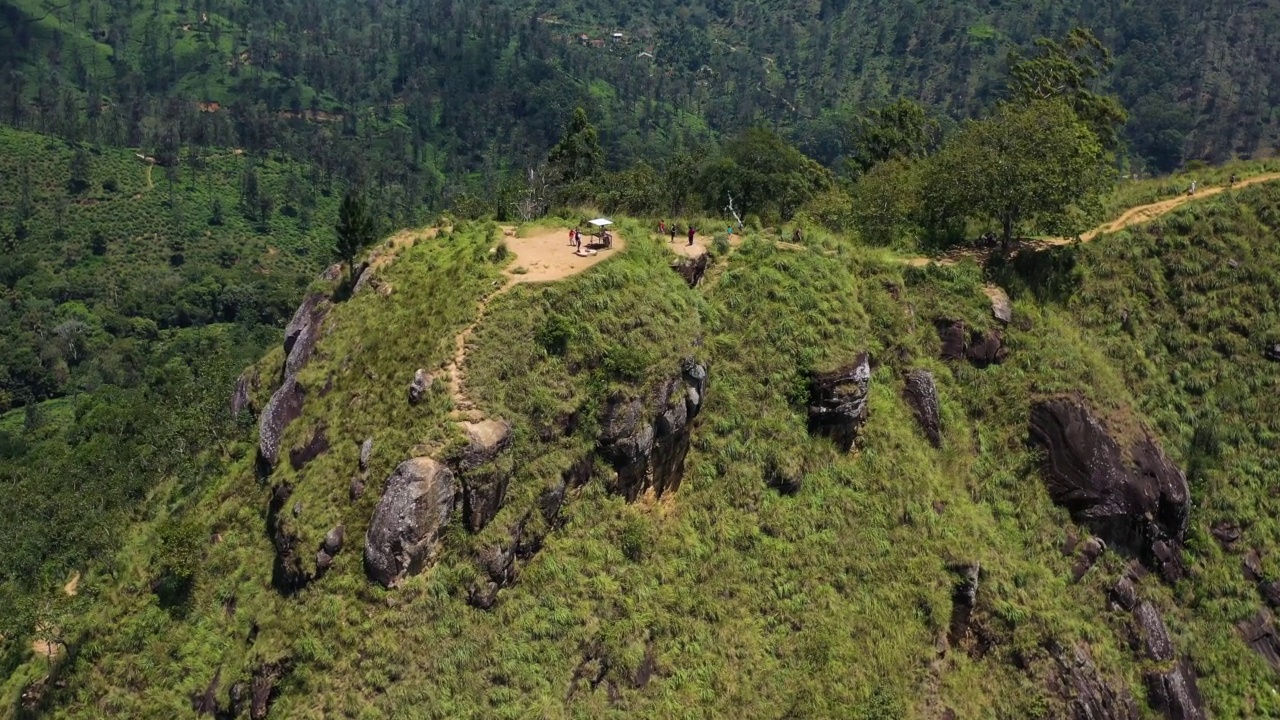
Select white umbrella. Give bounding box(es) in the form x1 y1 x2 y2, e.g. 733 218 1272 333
588 218 613 227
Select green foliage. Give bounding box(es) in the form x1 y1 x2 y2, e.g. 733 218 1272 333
150 517 204 606
1007 27 1128 151
922 100 1110 245
700 128 833 223
849 158 924 247
335 190 377 276
548 108 606 204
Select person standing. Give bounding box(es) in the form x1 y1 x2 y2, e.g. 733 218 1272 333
670 224 677 243
659 219 666 236
687 225 696 246
569 227 576 246
575 230 582 252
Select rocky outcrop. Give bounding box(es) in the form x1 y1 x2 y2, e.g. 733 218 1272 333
257 294 330 471
902 369 941 447
1048 643 1140 720
1028 397 1191 583
1134 601 1174 662
671 254 710 287
1144 659 1205 720
267 483 310 593
288 425 329 471
467 515 530 610
936 320 1007 368
984 285 1013 324
453 420 515 532
359 437 373 472
408 368 434 405
282 293 328 380
315 525 346 575
1238 610 1280 672
598 359 707 502
1265 343 1280 362
249 659 293 720
1072 536 1106 581
1110 575 1139 611
364 458 456 588
258 378 306 470
807 353 871 452
1211 520 1241 548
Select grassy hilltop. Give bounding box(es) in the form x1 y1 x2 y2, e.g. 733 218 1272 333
4 178 1280 717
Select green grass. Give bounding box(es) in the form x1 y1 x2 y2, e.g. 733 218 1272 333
7 185 1280 718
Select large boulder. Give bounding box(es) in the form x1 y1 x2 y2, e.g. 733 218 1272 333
454 420 515 532
282 293 328 380
902 369 941 447
1144 659 1205 720
936 319 1007 368
1049 643 1140 720
1265 343 1280 362
249 659 293 720
1029 397 1191 582
807 353 871 452
984 285 1013 325
258 378 306 469
364 458 456 588
359 437 374 472
598 360 708 502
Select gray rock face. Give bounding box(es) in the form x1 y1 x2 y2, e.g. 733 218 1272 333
1266 343 1280 362
320 262 344 282
1029 397 1191 583
349 475 365 501
258 378 306 469
1049 643 1140 720
282 293 328 380
902 369 941 447
1144 659 1205 720
1110 576 1138 611
359 437 374 472
985 285 1013 324
408 368 433 405
1134 602 1175 662
598 360 707 502
807 353 871 452
267 484 309 593
364 458 456 588
1238 610 1280 672
322 525 346 555
454 420 515 532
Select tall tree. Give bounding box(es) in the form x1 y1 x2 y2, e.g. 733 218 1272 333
335 190 377 278
1008 28 1127 150
547 107 604 203
922 100 1110 247
68 145 92 194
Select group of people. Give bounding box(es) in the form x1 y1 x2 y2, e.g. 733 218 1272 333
567 227 611 252
658 219 698 246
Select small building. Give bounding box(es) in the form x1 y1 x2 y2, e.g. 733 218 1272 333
611 32 623 41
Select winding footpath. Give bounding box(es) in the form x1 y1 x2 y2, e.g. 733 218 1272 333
904 172 1280 267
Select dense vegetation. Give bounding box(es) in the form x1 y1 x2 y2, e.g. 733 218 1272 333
2 0 1278 203
4 181 1280 717
3 0 1280 715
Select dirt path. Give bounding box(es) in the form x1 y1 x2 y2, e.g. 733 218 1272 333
445 227 627 421
903 172 1280 267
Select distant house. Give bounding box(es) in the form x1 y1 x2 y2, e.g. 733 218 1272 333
611 32 623 41
638 51 654 59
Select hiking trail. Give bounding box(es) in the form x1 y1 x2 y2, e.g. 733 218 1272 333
444 227 626 421
903 172 1280 267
